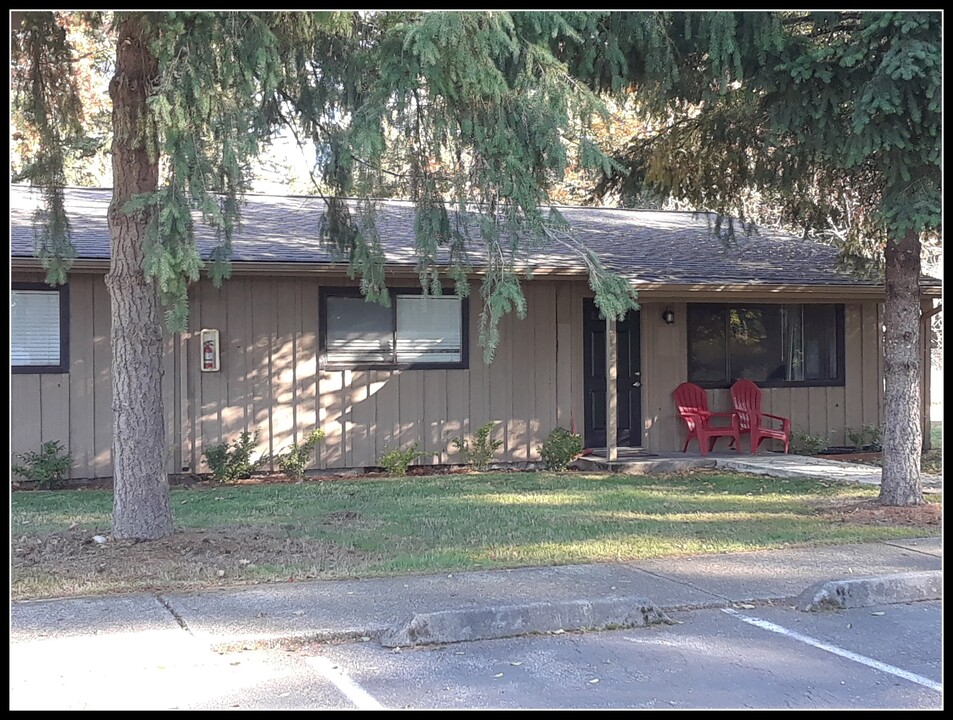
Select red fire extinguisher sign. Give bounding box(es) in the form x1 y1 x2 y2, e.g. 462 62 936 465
200 329 220 372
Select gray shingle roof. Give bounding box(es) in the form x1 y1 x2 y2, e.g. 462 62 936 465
11 184 894 287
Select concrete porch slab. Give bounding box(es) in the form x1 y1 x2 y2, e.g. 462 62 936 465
573 454 717 475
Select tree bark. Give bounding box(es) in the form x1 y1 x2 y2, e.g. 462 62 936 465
107 14 173 539
879 229 924 506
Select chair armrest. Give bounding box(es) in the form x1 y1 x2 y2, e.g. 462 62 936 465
708 412 741 431
678 409 711 419
677 410 705 425
763 413 791 431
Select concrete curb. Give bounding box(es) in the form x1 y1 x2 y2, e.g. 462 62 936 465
379 596 670 648
207 625 387 653
796 570 942 612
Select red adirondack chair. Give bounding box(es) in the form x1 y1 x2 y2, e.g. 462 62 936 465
672 382 741 456
730 379 791 454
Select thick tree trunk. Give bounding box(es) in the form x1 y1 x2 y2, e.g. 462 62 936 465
108 15 173 539
879 229 924 506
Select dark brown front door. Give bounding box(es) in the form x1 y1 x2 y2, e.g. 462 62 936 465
583 299 642 448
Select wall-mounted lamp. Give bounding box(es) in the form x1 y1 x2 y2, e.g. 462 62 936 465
662 308 675 325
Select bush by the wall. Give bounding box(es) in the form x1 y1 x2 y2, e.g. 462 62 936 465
848 425 883 452
789 431 827 456
379 443 427 476
204 430 262 482
275 429 325 480
12 440 72 488
539 427 584 471
451 422 503 471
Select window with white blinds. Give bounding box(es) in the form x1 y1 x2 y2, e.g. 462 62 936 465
322 290 466 368
11 288 66 371
396 295 463 364
325 296 394 365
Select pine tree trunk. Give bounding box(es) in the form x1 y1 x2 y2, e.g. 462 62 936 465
879 229 924 506
107 15 173 539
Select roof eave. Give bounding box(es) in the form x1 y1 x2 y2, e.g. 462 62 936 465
12 256 939 299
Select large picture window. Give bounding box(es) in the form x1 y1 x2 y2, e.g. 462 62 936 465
320 288 467 369
688 303 844 388
11 283 69 374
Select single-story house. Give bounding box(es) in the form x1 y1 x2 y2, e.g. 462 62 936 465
10 184 940 479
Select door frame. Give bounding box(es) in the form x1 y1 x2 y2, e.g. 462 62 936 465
582 299 643 449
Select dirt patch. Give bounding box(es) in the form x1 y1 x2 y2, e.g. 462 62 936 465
11 465 510 492
13 473 343 492
323 510 362 526
12 525 368 600
819 499 942 527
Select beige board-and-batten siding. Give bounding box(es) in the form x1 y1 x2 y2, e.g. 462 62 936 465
12 272 589 478
12 271 886 479
180 275 587 472
11 271 177 480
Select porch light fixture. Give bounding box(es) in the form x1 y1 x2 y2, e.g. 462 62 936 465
662 308 675 325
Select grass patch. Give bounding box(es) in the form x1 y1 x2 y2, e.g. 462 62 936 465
12 471 940 600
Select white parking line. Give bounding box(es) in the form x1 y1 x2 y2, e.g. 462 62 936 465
306 656 385 709
722 608 942 693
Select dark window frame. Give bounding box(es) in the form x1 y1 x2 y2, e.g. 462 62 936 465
687 302 845 389
11 282 70 375
319 286 469 371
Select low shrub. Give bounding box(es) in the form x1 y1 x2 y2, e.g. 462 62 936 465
379 443 428 476
275 429 325 480
848 425 883 452
451 422 503 471
12 440 72 488
204 430 262 482
789 431 827 456
539 426 584 471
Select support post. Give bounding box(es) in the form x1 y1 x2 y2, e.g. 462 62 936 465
606 315 618 463
920 299 940 451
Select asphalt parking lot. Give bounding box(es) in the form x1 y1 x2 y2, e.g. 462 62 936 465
193 600 941 710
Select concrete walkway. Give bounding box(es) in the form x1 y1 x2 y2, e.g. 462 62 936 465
11 537 942 650
580 451 942 494
715 454 943 494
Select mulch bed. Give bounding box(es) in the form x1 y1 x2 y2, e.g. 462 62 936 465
12 523 368 599
819 498 942 527
12 464 539 492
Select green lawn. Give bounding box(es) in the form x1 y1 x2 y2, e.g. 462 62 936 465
12 471 940 599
